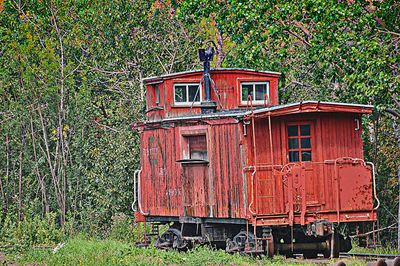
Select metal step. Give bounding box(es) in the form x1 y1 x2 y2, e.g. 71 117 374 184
148 223 160 236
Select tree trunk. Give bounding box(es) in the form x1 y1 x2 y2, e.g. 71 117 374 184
0 136 5 212
139 70 144 102
398 164 400 254
38 106 63 217
4 133 10 213
30 114 50 214
215 28 225 68
18 150 23 221
18 124 26 221
395 119 400 254
51 3 67 227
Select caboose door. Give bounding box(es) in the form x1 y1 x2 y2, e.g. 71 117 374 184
287 122 320 202
181 164 210 217
285 122 321 223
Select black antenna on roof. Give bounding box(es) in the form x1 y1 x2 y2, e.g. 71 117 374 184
198 42 217 114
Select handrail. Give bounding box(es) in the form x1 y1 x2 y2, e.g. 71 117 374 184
263 93 271 107
250 113 258 215
131 169 139 212
246 95 254 112
367 162 380 210
334 158 341 224
242 157 367 171
137 169 149 215
247 166 257 215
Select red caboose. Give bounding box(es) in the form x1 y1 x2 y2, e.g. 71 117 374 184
133 52 378 257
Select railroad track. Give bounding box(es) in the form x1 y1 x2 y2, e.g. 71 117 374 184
340 252 399 260
284 253 400 266
337 252 400 266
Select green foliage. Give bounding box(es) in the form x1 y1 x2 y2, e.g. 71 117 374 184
0 212 64 250
351 244 398 256
109 213 136 242
368 115 400 246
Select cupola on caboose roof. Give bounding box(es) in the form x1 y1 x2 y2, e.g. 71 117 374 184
143 68 281 121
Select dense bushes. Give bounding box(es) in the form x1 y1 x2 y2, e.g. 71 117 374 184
0 212 64 250
0 212 137 250
109 213 136 242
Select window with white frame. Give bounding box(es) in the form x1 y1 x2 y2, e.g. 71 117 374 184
174 83 201 105
240 82 269 105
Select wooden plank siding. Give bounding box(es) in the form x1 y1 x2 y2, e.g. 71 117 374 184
140 121 246 218
243 112 373 223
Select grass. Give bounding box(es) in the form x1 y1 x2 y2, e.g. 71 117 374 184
350 245 398 255
3 236 396 266
3 236 308 266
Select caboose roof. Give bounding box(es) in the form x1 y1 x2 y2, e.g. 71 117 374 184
142 68 281 83
137 101 373 125
248 101 373 119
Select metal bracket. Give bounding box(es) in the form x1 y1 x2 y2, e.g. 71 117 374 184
355 118 360 131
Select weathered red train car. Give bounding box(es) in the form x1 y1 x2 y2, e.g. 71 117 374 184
132 50 378 258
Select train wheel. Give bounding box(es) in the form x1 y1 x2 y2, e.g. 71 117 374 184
226 230 263 255
226 238 240 253
154 228 188 251
322 239 331 258
234 230 253 252
265 236 274 258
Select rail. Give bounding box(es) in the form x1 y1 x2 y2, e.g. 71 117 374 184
132 168 148 215
340 252 399 260
285 253 400 265
247 166 257 215
131 169 140 212
366 162 380 210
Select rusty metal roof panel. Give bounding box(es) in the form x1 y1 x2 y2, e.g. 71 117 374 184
247 101 373 117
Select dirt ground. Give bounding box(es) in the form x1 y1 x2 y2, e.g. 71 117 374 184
0 252 19 266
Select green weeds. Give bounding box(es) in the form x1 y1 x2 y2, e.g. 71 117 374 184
350 245 398 255
0 212 65 252
9 236 313 266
